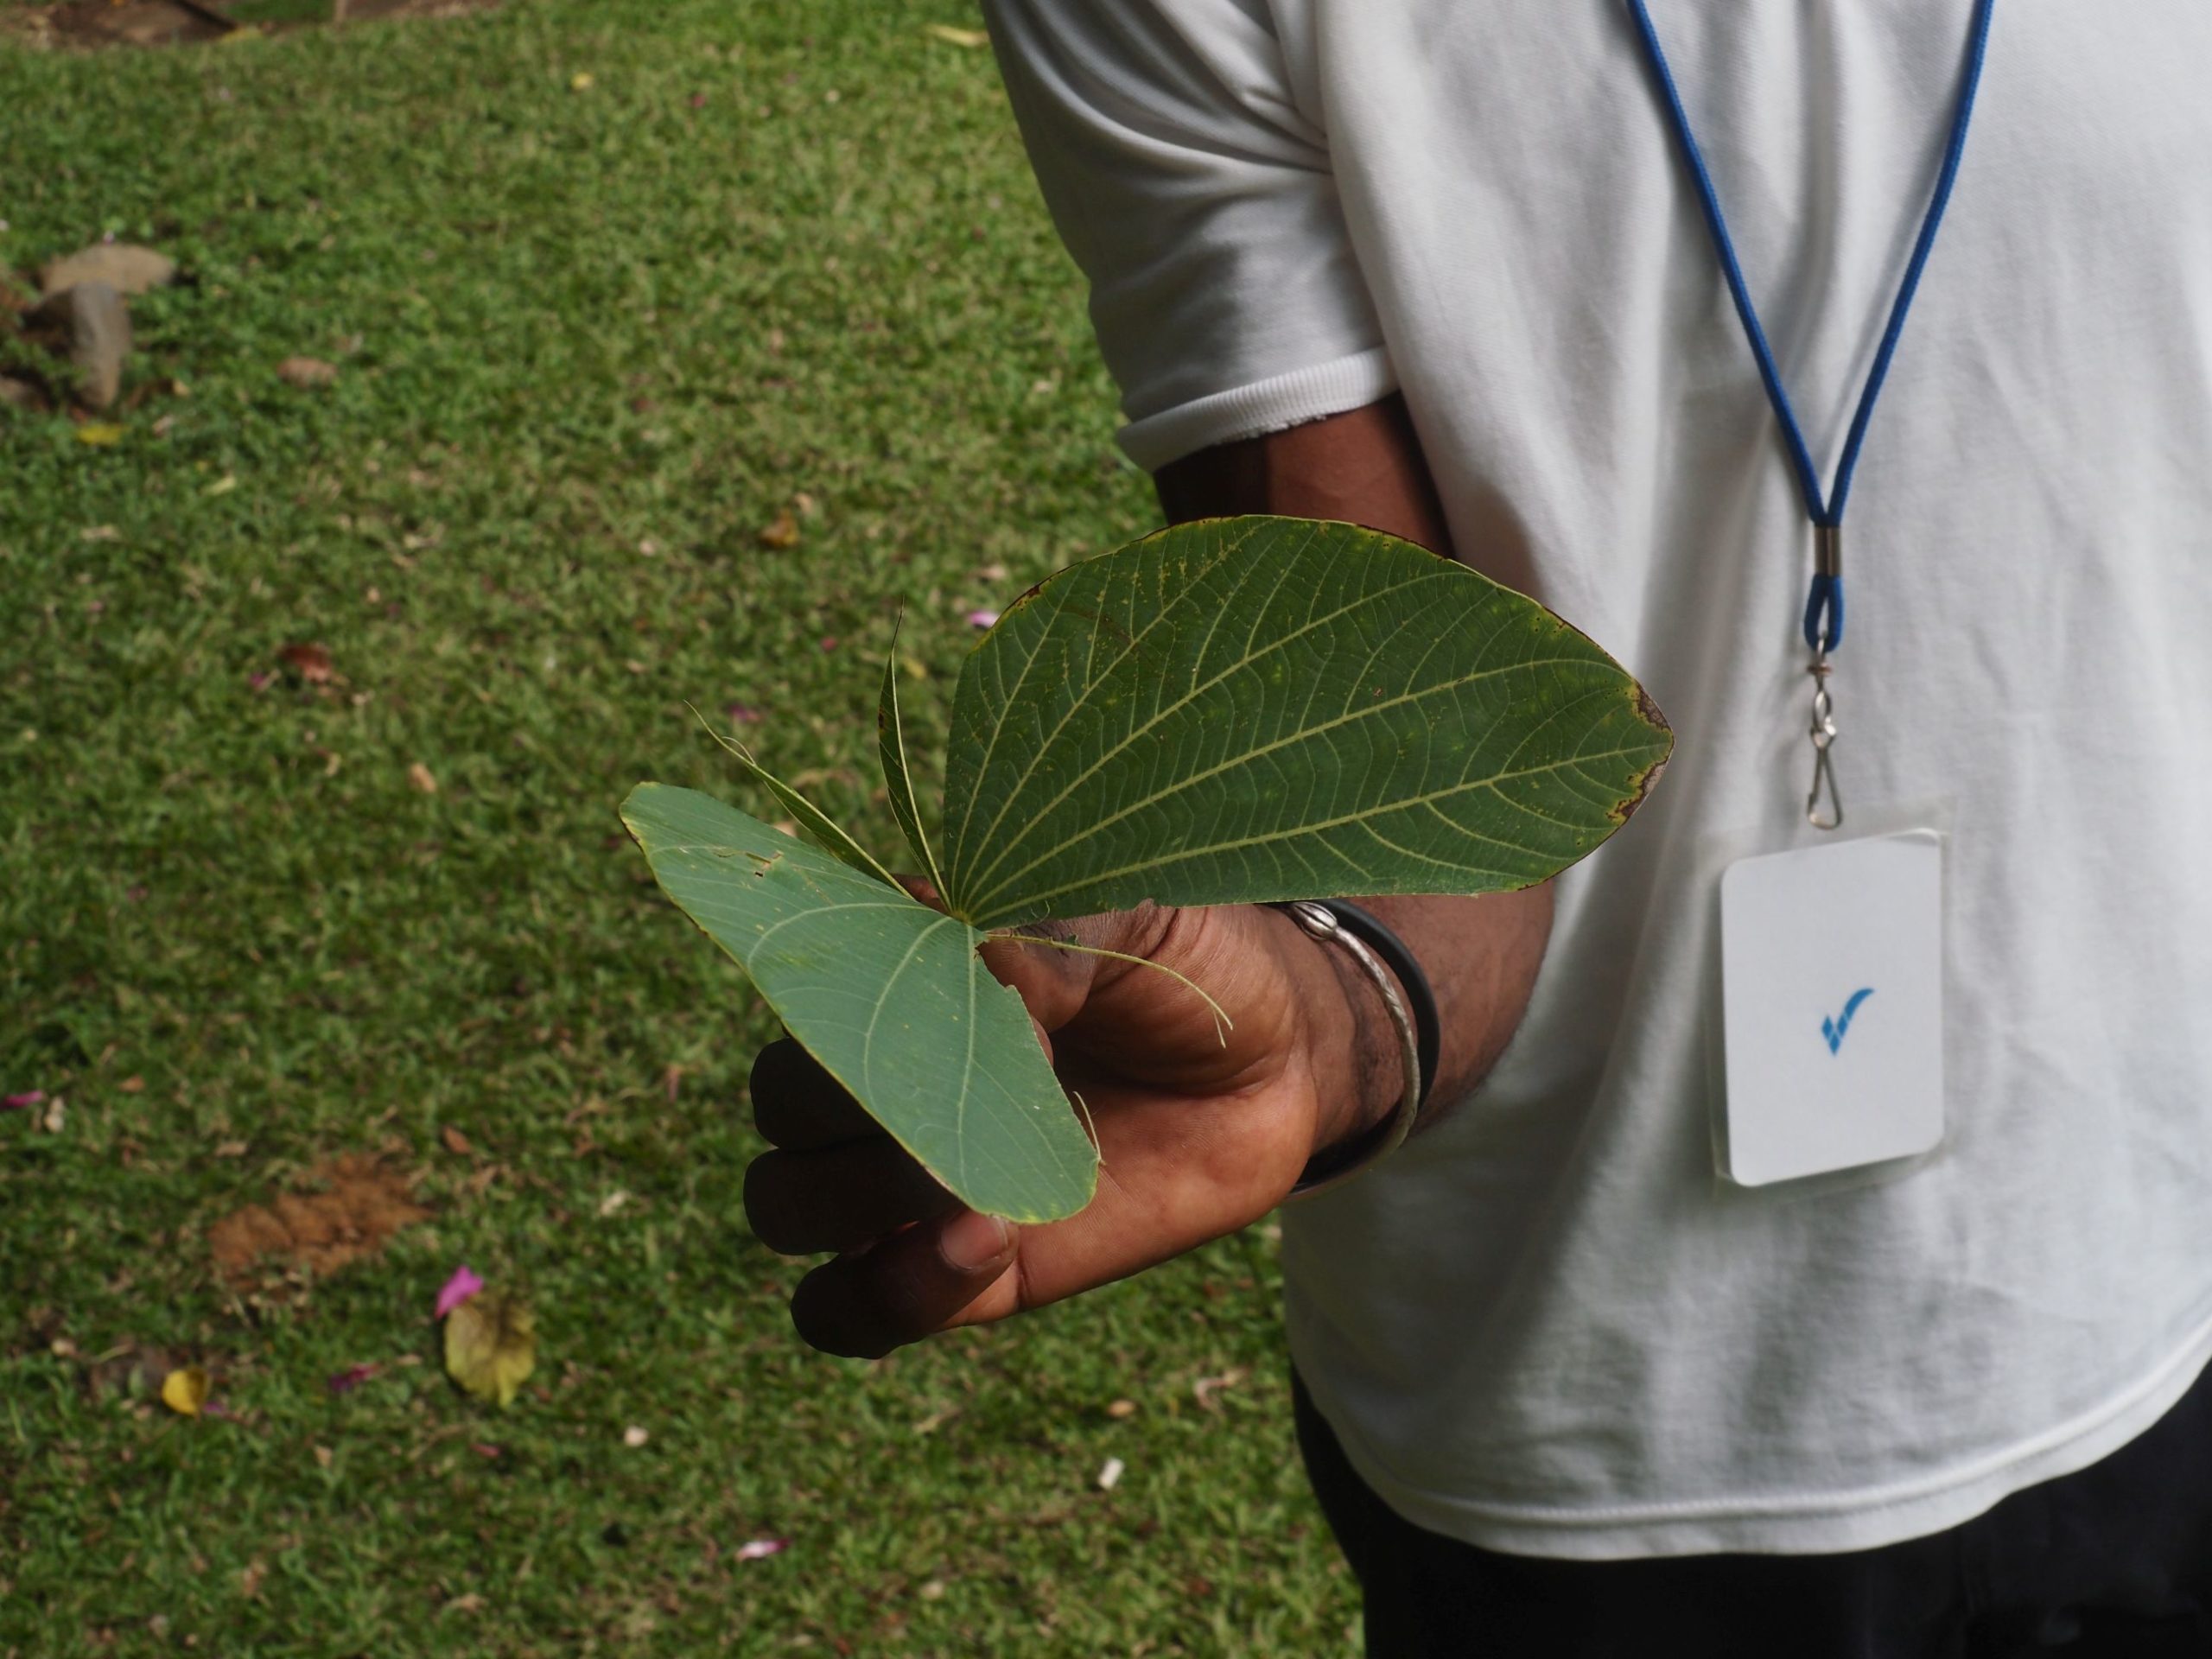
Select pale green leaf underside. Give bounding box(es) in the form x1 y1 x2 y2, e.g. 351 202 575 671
939 517 1672 929
716 734 901 893
620 784 1097 1222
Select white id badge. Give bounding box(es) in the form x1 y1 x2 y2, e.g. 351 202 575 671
1718 830 1944 1185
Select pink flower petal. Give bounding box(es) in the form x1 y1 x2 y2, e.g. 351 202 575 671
735 1537 791 1561
818 636 838 652
435 1264 485 1320
725 703 763 724
472 1442 504 1459
3 1091 43 1111
326 1362 380 1396
964 608 1000 629
247 671 273 693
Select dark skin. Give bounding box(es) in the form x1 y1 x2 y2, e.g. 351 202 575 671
747 394 1555 1358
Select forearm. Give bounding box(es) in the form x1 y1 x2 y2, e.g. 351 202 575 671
1155 396 1555 1151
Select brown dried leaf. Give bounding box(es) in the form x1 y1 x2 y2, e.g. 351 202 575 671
1192 1366 1251 1411
278 642 334 683
757 512 801 550
407 761 439 795
276 356 338 390
440 1125 473 1156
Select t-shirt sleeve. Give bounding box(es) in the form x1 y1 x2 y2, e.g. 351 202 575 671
982 0 1393 471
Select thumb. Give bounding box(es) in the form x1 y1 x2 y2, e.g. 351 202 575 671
976 907 1177 1035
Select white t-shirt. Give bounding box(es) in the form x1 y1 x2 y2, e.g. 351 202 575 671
982 0 2212 1560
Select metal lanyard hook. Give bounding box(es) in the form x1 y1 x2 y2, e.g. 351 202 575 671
1805 647 1843 830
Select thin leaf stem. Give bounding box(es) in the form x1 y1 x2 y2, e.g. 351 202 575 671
684 702 904 891
983 931 1233 1047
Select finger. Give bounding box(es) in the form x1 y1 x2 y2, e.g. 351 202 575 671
788 1065 1313 1357
747 1038 878 1150
745 1141 962 1255
789 1206 1017 1359
988 1073 1307 1311
873 1071 1313 1347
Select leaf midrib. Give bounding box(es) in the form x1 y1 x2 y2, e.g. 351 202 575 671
973 737 1660 923
962 659 1634 919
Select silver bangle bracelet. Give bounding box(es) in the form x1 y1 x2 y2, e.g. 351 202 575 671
1273 899 1425 1198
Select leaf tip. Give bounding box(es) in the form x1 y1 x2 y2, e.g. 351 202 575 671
1609 686 1675 827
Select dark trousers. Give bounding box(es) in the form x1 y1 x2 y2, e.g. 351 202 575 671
1292 1363 2212 1657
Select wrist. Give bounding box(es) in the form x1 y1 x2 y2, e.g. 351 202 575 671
1265 904 1409 1161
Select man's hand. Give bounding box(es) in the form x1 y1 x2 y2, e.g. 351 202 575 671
742 901 1394 1358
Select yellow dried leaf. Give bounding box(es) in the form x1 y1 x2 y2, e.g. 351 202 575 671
569 72 595 91
444 1289 536 1408
75 423 124 447
162 1367 209 1417
925 24 989 48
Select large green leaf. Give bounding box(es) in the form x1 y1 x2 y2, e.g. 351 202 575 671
938 518 1670 928
627 514 1669 1222
620 783 1097 1222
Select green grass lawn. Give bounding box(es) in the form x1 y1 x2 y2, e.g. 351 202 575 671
0 3 1357 1651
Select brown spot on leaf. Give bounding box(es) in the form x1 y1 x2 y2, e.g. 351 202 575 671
1611 684 1675 826
207 1154 428 1286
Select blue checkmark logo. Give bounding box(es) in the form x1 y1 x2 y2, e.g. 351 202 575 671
1822 988 1875 1054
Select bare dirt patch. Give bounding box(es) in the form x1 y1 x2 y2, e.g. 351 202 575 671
7 0 500 51
208 1152 429 1286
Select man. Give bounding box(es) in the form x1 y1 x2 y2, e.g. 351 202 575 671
744 3 2212 1650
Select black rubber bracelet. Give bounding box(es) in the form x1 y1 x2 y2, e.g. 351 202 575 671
1267 899 1440 1110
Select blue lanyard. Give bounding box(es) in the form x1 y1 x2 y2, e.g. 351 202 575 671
1625 0 1997 655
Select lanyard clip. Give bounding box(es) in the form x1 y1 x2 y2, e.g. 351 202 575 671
1805 648 1843 830
1802 524 1843 828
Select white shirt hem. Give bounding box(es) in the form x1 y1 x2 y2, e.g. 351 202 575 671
1291 1311 2212 1561
1116 346 1398 471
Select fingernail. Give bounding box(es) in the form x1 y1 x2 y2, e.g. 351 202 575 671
940 1210 1008 1272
